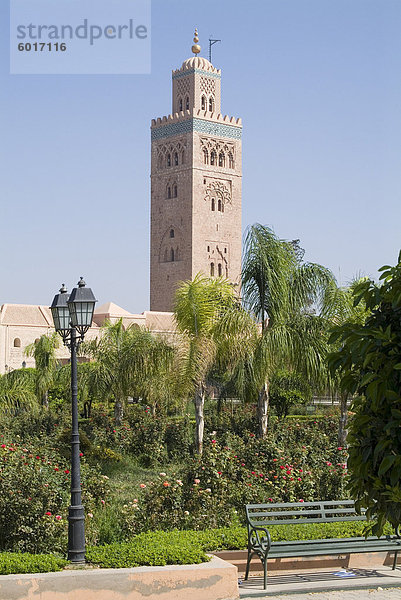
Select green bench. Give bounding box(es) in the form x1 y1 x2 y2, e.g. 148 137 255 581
245 500 401 589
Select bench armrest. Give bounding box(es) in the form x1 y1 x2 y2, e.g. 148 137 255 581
247 524 272 554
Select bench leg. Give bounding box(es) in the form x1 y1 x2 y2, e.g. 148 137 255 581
263 556 268 589
245 551 252 581
393 551 398 570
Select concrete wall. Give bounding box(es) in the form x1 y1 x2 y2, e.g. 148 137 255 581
0 556 239 600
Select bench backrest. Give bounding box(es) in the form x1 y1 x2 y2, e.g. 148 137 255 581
246 500 366 527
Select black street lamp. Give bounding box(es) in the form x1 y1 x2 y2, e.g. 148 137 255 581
50 277 97 563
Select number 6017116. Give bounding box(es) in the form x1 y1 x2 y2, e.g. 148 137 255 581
18 42 67 51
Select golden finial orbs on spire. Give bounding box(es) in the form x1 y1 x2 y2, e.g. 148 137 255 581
192 28 201 55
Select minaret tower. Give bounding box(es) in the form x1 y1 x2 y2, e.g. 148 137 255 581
150 30 242 312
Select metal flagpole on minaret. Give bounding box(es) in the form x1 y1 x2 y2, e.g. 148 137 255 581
209 37 221 62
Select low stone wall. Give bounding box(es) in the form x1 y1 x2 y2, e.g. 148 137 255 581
0 556 239 600
214 549 401 574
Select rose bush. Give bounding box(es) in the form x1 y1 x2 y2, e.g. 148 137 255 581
120 419 348 534
0 438 109 553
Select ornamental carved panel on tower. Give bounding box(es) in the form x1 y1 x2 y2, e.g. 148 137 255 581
204 179 232 212
200 138 235 169
155 139 187 171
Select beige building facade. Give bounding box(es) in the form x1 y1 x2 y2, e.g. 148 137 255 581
0 303 175 375
150 36 242 311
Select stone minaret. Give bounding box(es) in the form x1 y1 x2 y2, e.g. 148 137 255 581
150 30 242 312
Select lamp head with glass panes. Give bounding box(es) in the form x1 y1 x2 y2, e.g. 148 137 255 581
67 278 97 338
50 284 71 341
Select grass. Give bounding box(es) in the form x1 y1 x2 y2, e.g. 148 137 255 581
100 454 183 506
88 454 185 545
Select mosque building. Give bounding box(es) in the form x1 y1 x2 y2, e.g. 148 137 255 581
0 31 242 373
150 29 242 311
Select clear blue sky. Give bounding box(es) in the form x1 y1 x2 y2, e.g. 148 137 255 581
1 0 400 313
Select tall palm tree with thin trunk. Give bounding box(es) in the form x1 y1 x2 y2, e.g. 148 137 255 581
25 333 60 409
174 273 257 454
242 224 338 437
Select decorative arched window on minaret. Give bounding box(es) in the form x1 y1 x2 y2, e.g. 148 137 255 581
150 28 242 312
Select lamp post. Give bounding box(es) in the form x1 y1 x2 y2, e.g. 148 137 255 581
50 277 97 563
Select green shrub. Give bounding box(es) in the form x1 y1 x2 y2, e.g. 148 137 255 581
0 440 109 553
270 370 311 418
329 257 401 536
86 531 209 568
0 552 66 575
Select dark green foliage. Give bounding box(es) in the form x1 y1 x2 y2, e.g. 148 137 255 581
0 553 66 575
270 370 311 418
329 253 401 536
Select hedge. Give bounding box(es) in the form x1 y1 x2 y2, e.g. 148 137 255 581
0 553 67 575
1 521 394 573
87 520 394 569
86 530 210 568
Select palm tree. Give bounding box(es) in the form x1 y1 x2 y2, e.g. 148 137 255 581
25 333 60 409
241 224 337 437
0 369 37 415
174 273 257 454
84 319 174 425
323 279 370 446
